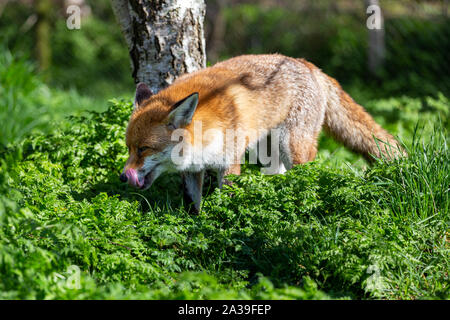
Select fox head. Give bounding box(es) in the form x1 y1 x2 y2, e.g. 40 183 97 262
120 83 199 190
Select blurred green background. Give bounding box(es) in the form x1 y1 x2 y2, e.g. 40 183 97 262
1 0 449 160
1 0 449 147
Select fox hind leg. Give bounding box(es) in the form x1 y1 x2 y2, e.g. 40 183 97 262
279 124 321 167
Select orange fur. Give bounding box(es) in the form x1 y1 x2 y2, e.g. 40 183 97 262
122 54 404 212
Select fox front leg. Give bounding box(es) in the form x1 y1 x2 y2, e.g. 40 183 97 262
217 164 241 189
182 170 205 214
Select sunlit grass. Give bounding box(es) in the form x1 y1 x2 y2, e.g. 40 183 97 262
0 96 448 299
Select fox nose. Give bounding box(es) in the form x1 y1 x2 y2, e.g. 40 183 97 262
122 168 143 188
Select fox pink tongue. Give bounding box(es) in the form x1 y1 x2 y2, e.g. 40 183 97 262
125 168 143 188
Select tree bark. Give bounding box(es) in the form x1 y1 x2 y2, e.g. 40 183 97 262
111 0 207 92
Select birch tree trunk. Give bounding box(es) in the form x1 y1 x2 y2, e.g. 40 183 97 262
110 0 207 93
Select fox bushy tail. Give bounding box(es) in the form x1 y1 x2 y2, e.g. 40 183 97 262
319 73 404 161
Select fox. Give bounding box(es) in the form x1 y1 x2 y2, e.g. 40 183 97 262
120 54 403 213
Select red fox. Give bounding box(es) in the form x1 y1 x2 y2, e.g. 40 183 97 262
120 54 403 213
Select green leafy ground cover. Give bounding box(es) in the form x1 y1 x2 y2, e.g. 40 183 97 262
1 92 448 299
1 0 449 300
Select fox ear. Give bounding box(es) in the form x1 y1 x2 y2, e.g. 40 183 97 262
134 83 153 109
167 93 199 128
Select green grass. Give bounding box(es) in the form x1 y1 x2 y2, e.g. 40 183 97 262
0 49 126 148
0 96 448 299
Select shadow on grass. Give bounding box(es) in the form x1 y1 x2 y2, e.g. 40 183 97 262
70 170 220 213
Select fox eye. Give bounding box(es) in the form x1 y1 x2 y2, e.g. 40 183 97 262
167 122 176 130
137 146 151 155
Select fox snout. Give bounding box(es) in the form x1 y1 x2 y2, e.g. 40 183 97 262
119 168 144 188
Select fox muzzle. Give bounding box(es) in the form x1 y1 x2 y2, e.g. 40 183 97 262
120 168 144 188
